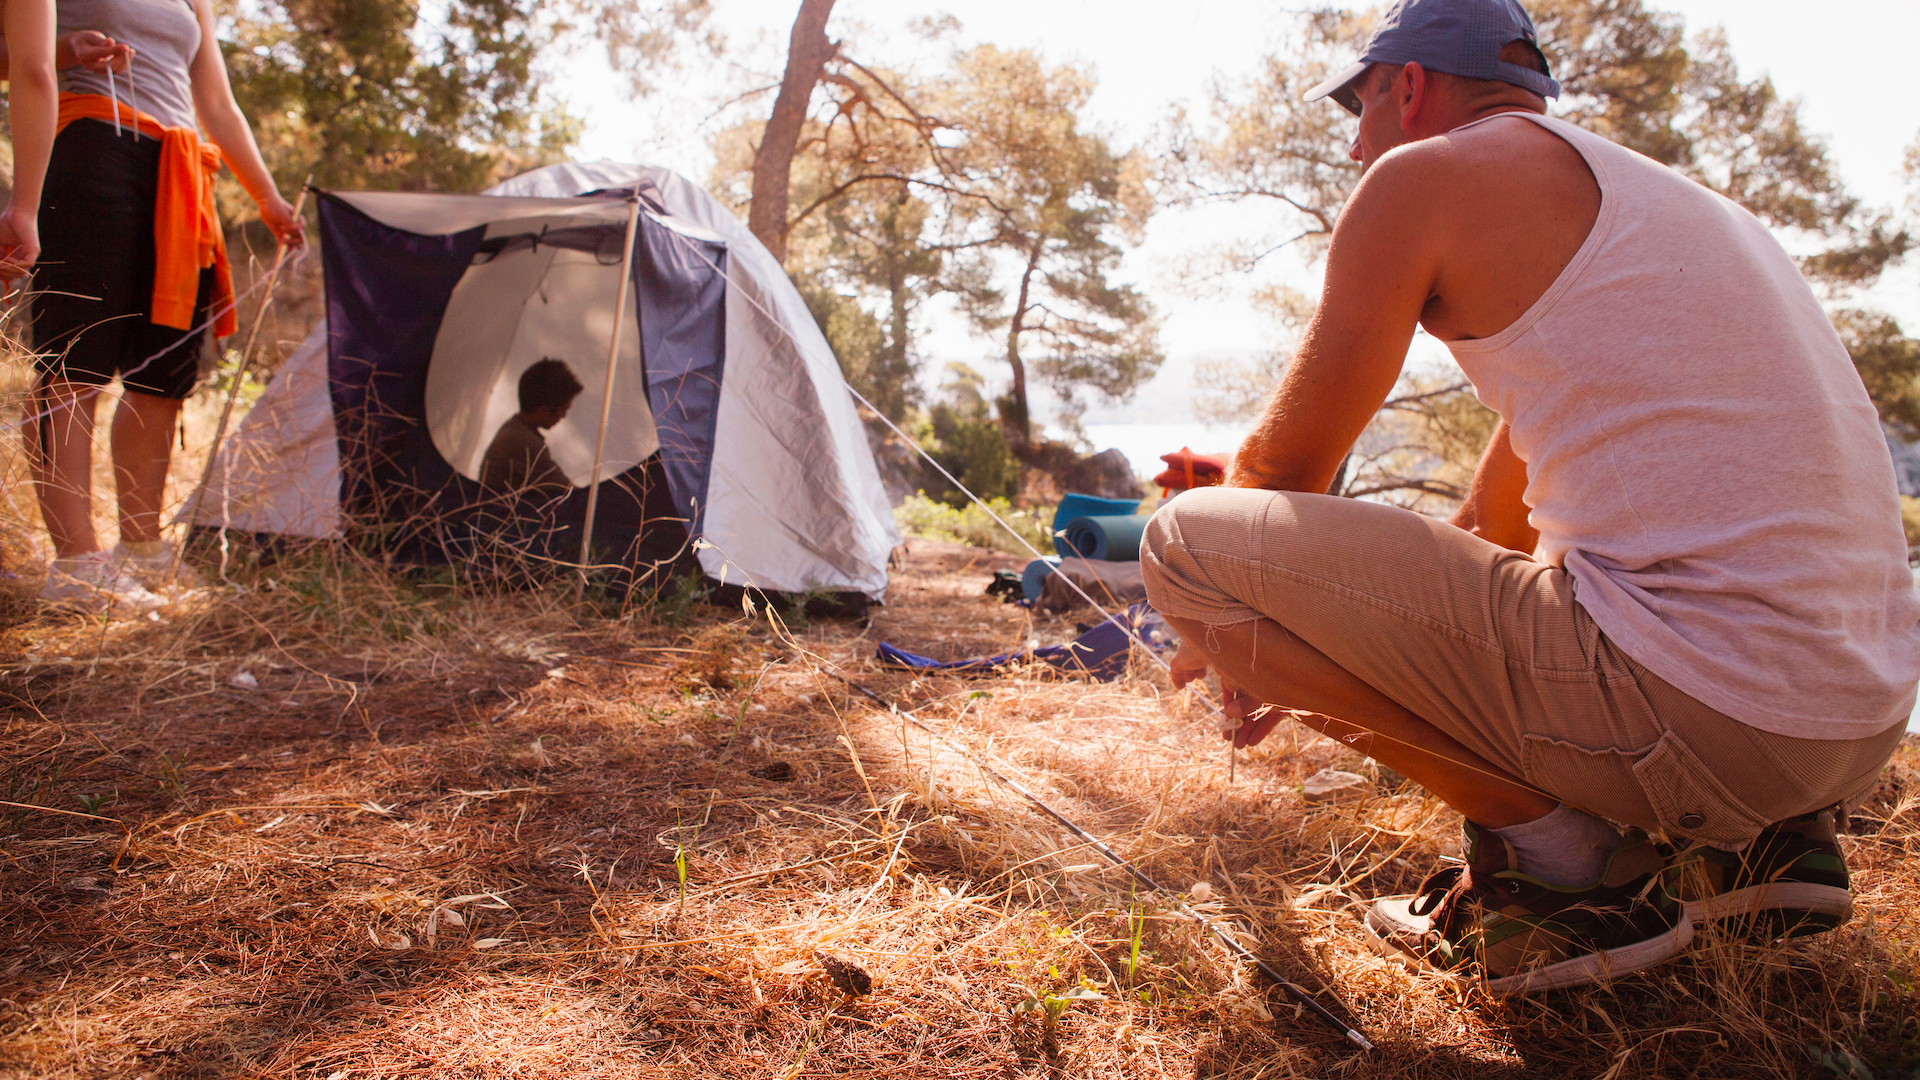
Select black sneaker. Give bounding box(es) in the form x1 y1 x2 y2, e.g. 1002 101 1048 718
1664 807 1852 939
1365 821 1693 995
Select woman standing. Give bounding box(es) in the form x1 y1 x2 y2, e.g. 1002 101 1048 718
29 0 302 609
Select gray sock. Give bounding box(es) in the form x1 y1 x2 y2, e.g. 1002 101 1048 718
1488 804 1623 888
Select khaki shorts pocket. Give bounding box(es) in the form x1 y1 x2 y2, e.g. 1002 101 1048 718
1519 733 1658 829
1630 731 1775 850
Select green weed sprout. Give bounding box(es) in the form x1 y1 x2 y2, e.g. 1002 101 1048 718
1125 889 1146 989
673 812 689 912
1012 984 1105 1039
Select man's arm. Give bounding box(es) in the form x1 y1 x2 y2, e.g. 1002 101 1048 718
1227 145 1448 493
1451 420 1538 554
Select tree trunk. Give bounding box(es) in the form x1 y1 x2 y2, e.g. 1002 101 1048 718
1000 241 1044 446
748 0 838 266
885 255 911 420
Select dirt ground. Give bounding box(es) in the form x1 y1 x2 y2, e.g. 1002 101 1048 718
0 537 1916 1079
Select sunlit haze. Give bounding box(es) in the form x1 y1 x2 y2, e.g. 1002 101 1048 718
557 0 1920 429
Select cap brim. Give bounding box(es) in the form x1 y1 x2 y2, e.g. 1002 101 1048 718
1303 60 1371 105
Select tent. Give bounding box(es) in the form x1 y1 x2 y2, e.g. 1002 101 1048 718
192 162 899 599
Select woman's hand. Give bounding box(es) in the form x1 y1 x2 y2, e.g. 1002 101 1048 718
60 30 132 73
257 193 306 250
0 201 41 282
1168 636 1287 749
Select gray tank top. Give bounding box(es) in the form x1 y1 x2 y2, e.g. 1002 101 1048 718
58 0 201 131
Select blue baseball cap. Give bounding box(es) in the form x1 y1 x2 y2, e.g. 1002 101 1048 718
1304 0 1561 115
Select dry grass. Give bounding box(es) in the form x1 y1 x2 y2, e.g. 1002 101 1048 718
0 341 1917 1078
0 534 1913 1079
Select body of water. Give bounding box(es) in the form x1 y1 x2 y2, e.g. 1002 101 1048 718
1083 422 1251 483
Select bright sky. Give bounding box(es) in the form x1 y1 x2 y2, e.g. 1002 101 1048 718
559 0 1920 418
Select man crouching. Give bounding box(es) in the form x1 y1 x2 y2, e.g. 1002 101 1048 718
1142 0 1919 994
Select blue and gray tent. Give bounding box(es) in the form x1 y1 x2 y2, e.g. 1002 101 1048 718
191 162 899 599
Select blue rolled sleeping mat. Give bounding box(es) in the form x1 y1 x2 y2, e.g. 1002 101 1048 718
1056 514 1154 562
1051 493 1143 557
1021 556 1062 602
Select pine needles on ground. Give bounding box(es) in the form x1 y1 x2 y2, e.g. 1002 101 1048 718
0 534 1914 1078
1 344 1917 1078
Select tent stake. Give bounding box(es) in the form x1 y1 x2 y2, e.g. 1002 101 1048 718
579 193 645 584
178 180 311 573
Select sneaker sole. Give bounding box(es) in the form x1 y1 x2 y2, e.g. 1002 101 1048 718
1684 882 1851 939
1364 903 1694 996
38 586 165 615
37 591 109 614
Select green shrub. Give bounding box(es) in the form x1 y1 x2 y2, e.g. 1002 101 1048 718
921 401 1020 506
895 493 1053 556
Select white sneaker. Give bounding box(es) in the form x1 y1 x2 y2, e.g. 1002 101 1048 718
39 551 167 613
110 541 201 591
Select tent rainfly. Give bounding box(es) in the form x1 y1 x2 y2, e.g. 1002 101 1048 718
192 162 899 599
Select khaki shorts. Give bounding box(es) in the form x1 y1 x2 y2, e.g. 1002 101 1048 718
1141 487 1908 849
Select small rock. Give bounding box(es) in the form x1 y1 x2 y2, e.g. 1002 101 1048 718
1063 448 1143 499
226 670 259 690
1301 768 1370 804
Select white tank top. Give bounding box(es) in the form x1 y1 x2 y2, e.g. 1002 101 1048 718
58 0 201 131
1444 112 1920 740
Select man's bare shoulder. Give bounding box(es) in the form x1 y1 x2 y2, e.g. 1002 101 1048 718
1365 112 1587 198
1360 113 1601 341
1435 111 1571 155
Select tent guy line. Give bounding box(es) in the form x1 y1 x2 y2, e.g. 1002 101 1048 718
671 237 1195 686
840 678 1375 1052
773 257 1578 809
672 235 1276 778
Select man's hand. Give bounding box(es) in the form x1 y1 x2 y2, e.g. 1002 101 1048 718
1169 637 1288 749
0 201 40 283
61 31 132 74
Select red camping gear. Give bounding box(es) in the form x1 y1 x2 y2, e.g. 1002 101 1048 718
1153 446 1229 494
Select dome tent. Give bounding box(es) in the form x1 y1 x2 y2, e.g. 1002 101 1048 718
192 162 899 599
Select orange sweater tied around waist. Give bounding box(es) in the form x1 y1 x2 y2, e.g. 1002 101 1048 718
57 92 237 337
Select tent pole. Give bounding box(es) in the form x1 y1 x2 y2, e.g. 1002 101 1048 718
579 193 645 583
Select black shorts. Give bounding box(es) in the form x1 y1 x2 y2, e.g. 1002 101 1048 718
31 118 213 401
